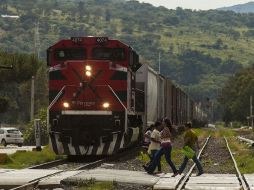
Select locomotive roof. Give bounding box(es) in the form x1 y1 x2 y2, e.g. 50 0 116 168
48 36 132 50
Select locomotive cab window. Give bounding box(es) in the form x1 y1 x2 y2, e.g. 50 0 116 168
55 48 86 61
92 48 125 61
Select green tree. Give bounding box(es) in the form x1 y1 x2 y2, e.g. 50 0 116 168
220 67 254 122
0 97 9 113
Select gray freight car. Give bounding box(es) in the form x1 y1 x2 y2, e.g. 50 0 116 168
135 64 207 131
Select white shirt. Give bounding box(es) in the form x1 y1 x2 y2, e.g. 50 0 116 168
144 130 152 144
148 129 161 153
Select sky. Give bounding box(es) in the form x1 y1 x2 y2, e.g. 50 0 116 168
137 0 252 10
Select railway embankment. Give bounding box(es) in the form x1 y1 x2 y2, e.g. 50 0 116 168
0 146 63 169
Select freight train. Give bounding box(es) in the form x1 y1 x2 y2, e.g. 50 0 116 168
47 36 207 156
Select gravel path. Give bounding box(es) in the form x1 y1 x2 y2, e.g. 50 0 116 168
201 137 235 174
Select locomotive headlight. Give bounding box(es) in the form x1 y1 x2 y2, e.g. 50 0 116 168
102 102 110 108
63 102 70 108
85 65 92 71
85 71 92 77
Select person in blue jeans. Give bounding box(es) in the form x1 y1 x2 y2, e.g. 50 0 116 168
144 119 178 176
178 122 203 176
143 122 162 172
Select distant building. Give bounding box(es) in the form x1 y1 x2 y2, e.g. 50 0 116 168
1 15 19 18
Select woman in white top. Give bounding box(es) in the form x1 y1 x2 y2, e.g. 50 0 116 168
144 119 177 176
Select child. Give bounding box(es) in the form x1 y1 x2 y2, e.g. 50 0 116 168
143 121 162 173
143 124 154 150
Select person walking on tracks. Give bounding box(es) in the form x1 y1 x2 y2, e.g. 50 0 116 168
144 119 178 176
178 122 203 176
143 124 154 150
143 121 162 173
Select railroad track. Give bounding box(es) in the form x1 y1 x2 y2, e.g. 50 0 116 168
3 136 253 190
9 158 106 190
175 135 211 190
5 146 141 190
173 136 250 190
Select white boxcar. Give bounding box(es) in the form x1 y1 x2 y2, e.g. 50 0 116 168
164 79 173 121
136 64 166 127
157 75 166 120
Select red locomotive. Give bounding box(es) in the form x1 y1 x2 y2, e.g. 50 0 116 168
47 36 207 156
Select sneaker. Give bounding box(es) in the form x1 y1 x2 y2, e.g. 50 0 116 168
154 171 163 174
142 165 149 172
171 172 178 177
196 171 203 176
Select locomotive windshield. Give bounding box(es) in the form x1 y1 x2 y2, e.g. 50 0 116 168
55 48 86 60
92 48 125 61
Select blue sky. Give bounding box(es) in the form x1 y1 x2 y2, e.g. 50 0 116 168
137 0 252 10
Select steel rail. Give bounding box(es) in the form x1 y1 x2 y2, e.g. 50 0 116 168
176 135 211 190
8 147 141 190
224 136 249 190
9 181 38 190
28 159 67 169
9 158 106 190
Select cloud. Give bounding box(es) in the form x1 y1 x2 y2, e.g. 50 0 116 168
138 0 252 10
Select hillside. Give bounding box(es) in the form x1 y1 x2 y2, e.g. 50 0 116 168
1 0 254 122
218 2 254 13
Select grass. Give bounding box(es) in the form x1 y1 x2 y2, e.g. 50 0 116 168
77 182 115 190
228 137 254 174
210 124 254 173
63 178 115 190
0 145 64 169
213 125 236 138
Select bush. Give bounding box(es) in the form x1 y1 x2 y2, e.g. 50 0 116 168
23 108 48 145
231 121 242 128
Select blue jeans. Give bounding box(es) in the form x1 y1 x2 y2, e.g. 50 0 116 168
150 149 161 171
179 155 203 174
147 145 177 174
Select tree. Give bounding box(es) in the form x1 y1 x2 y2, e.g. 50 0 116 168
105 9 111 22
220 67 254 122
0 97 9 113
213 38 223 49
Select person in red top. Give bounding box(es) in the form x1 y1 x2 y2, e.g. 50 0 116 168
143 119 178 176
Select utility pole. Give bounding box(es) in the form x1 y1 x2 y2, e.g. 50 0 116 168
34 22 40 59
251 95 253 128
158 52 161 74
30 76 35 121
